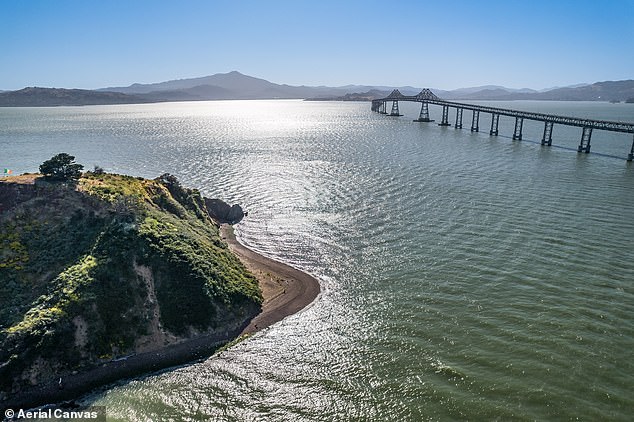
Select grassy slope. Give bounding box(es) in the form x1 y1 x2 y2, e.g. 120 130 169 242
0 173 261 394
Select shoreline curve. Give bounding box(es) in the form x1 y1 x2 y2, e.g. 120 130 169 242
220 224 321 334
4 224 321 410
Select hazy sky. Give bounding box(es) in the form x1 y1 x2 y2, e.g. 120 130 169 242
1 0 633 91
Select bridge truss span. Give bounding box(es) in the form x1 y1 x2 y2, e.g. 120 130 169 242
371 89 634 161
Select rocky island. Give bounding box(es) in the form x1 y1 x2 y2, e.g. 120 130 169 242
0 156 319 409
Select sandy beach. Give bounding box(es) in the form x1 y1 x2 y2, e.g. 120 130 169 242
220 224 321 334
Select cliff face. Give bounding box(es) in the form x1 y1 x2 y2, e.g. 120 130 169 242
0 173 262 399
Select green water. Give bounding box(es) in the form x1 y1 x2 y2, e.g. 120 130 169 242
1 100 633 420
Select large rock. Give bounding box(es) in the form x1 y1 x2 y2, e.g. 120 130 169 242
204 198 245 224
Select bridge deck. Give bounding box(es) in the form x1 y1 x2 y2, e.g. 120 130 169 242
372 89 634 160
372 96 634 134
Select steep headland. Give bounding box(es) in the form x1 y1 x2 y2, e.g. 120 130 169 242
0 172 263 406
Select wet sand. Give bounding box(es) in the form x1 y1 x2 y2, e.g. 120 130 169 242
220 224 321 334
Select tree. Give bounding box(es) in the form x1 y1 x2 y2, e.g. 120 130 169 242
39 153 84 181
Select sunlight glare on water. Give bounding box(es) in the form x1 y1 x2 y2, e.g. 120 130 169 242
1 100 633 420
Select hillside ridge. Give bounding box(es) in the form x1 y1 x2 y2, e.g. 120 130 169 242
0 171 261 406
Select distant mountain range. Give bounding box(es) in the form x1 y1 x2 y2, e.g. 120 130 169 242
1 71 633 106
313 81 634 102
98 71 355 101
0 87 152 107
437 80 634 101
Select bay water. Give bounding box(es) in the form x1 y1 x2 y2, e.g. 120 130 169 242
1 100 633 420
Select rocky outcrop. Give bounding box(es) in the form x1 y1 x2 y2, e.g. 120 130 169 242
205 198 246 224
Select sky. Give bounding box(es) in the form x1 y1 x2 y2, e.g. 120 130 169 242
1 0 633 91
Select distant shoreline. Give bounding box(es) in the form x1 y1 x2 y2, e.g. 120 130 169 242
4 223 320 410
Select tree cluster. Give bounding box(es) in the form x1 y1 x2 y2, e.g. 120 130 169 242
39 153 84 181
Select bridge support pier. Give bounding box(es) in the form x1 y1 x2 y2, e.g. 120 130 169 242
541 122 554 146
390 101 399 115
390 101 402 116
438 105 451 126
455 108 463 128
578 127 592 153
378 101 387 114
414 101 433 122
470 110 480 132
512 117 524 140
628 135 634 161
489 113 499 135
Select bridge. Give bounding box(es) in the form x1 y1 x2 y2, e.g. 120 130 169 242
371 89 634 161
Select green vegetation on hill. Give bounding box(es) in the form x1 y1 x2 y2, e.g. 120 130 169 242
0 170 261 396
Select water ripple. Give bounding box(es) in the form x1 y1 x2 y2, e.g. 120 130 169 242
4 101 632 420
